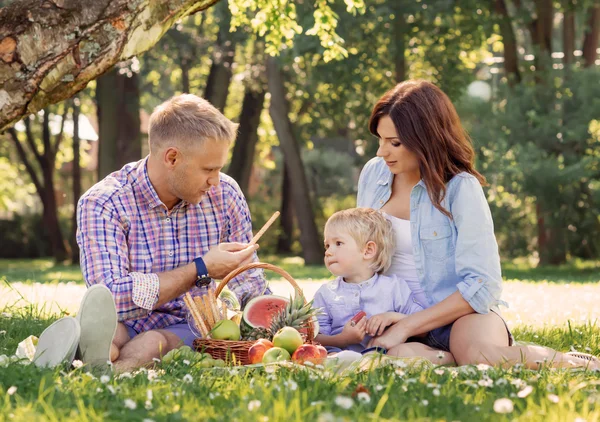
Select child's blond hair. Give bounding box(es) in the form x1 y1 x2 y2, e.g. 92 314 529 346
325 207 396 273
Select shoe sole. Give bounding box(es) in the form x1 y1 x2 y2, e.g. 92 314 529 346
34 317 80 368
77 284 118 368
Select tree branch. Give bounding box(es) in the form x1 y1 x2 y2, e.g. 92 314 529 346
53 106 69 159
23 116 42 162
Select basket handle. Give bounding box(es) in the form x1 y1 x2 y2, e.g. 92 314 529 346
214 262 314 341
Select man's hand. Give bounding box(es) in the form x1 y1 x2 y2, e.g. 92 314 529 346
339 315 367 346
367 319 410 349
203 242 259 279
366 312 406 336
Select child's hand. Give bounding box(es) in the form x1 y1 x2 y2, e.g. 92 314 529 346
340 315 367 345
366 312 406 336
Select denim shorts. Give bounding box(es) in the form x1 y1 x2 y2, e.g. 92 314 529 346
126 322 196 348
410 307 514 353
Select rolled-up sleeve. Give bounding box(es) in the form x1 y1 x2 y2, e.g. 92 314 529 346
221 181 269 306
450 176 503 314
77 197 159 321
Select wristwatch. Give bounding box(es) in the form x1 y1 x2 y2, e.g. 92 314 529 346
193 257 212 288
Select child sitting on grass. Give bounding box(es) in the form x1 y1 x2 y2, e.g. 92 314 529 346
313 207 455 365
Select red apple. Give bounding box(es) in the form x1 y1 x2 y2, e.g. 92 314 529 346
291 344 324 365
262 347 291 363
316 345 327 359
256 338 274 348
248 341 273 364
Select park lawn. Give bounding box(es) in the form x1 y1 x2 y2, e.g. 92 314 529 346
1 259 599 421
1 306 600 421
1 257 599 285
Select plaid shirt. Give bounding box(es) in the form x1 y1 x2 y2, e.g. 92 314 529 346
76 157 267 333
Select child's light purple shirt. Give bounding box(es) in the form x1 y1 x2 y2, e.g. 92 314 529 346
313 273 424 352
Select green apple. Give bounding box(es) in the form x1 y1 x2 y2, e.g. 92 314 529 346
272 327 303 355
262 347 291 363
209 320 241 340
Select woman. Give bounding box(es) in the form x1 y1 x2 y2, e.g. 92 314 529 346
357 79 598 369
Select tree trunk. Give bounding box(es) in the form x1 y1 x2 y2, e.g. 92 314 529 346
96 66 142 179
8 109 70 262
266 57 324 265
530 0 554 73
495 0 521 85
277 164 294 254
562 1 575 67
204 1 235 111
228 87 266 195
582 4 600 67
71 97 81 264
0 0 220 132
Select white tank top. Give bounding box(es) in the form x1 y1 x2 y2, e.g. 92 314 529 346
382 213 430 308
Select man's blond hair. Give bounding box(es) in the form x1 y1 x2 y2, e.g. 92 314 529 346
325 208 396 274
148 94 238 153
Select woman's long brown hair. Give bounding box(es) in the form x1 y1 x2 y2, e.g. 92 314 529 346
369 80 486 217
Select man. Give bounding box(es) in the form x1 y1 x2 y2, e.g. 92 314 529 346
34 94 267 372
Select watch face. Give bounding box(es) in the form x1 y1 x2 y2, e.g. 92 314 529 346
196 277 212 288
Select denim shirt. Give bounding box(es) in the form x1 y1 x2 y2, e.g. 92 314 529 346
357 157 507 314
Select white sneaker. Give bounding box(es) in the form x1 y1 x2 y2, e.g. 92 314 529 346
34 316 80 368
76 284 118 368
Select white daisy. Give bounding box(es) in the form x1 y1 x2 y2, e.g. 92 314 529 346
72 360 83 369
334 396 353 409
100 375 110 384
548 394 559 403
183 374 193 383
493 398 514 414
248 400 261 411
124 399 137 410
517 385 533 398
357 392 371 403
7 386 17 395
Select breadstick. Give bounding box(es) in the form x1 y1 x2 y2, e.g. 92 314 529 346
195 295 212 330
208 288 221 322
201 294 216 328
194 296 211 332
250 211 280 245
220 299 228 320
184 293 208 337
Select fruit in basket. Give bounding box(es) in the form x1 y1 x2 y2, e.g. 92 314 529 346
291 344 324 365
240 295 288 339
273 327 303 355
209 319 241 340
241 294 321 342
256 338 274 348
248 340 274 364
262 347 291 363
316 345 328 359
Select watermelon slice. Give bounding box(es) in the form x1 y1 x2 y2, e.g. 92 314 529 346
241 295 289 331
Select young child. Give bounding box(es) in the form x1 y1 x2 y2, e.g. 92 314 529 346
313 207 455 365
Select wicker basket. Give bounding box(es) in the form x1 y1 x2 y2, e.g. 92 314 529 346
192 262 315 365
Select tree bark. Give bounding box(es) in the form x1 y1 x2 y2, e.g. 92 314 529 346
96 66 142 179
71 97 81 264
266 56 324 265
0 0 220 131
228 87 266 195
582 3 600 67
204 1 235 111
562 1 575 67
277 164 294 254
495 0 521 85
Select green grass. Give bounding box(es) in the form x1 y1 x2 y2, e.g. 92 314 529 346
1 257 599 285
1 258 599 420
1 305 600 421
0 255 334 285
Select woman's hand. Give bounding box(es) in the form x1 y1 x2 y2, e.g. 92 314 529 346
368 319 411 349
340 316 367 346
366 312 406 336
